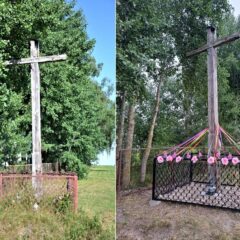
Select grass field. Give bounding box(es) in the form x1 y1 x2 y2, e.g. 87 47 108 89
0 165 116 239
78 165 116 236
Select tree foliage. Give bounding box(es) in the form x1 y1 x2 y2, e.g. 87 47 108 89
117 0 240 172
0 0 115 175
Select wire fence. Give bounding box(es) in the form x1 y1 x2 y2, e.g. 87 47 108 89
0 173 78 213
1 162 60 173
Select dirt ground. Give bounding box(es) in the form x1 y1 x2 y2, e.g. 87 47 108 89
117 190 240 240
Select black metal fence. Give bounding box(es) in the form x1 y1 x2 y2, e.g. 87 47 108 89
153 157 240 210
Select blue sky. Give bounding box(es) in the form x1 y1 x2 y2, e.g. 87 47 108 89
75 0 116 97
75 0 115 165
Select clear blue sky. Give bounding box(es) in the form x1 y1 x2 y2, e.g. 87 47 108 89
75 0 116 165
75 0 116 94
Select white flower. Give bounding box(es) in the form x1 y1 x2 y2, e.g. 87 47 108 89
33 203 39 211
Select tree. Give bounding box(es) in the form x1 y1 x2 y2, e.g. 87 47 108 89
0 0 115 177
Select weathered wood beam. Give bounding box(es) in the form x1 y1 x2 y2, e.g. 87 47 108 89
4 54 67 65
187 32 240 57
30 40 42 176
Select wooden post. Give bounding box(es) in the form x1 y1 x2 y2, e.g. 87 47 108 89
73 175 78 212
207 27 219 193
30 40 42 175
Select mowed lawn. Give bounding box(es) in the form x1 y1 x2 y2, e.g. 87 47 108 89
78 165 115 234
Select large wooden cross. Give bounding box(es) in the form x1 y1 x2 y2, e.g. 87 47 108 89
187 26 240 194
4 40 67 176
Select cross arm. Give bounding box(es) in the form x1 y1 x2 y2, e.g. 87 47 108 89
187 32 240 57
4 54 67 65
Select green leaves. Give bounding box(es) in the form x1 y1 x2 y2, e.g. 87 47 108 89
0 1 115 170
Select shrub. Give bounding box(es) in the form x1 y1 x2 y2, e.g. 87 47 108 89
60 151 89 179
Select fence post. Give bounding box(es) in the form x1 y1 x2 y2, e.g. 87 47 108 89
152 157 156 200
189 160 193 183
73 175 78 212
0 174 2 197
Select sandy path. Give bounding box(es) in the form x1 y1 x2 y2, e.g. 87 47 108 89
117 190 240 240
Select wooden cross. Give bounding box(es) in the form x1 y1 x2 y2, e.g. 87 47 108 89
187 26 240 194
4 40 67 176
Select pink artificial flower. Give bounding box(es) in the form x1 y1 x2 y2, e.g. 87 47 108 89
166 155 173 162
157 156 164 163
172 152 177 159
191 155 198 163
198 151 203 158
221 157 229 166
208 156 215 165
228 153 233 160
215 152 220 159
186 152 191 159
232 157 239 165
176 156 182 163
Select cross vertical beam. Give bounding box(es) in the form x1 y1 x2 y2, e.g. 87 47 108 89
30 40 42 175
207 27 219 191
207 26 219 153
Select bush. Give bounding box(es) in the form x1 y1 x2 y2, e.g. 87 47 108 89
60 151 89 179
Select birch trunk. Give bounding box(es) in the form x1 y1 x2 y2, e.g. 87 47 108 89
140 81 162 183
116 92 126 159
122 104 135 189
116 92 126 193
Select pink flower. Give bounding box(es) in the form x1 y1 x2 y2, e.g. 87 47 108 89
186 152 191 159
228 153 233 160
172 152 177 159
232 157 239 165
166 155 173 162
157 156 164 163
208 156 215 165
216 152 220 159
198 151 203 158
176 156 182 163
191 155 198 163
221 157 229 166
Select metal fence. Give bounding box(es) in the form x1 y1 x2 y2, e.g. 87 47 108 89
0 173 78 212
1 163 60 173
153 156 240 210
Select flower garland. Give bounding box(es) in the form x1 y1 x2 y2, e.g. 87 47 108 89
156 126 240 166
156 153 240 165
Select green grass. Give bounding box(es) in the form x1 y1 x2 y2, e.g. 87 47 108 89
0 165 116 239
78 165 115 236
0 200 111 240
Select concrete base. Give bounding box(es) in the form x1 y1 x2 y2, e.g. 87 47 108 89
149 199 161 207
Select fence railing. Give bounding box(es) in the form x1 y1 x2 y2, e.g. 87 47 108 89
0 173 78 212
2 162 60 173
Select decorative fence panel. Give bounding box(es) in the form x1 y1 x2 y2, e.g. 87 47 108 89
153 157 240 210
